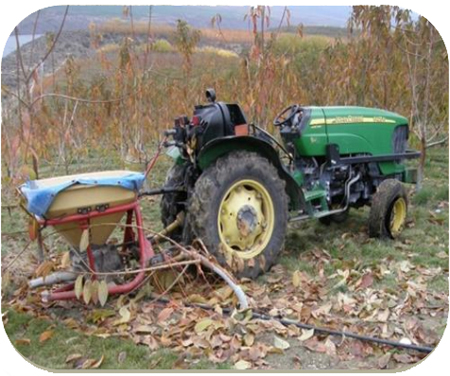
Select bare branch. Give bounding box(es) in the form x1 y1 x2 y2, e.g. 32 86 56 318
14 27 27 79
143 5 153 70
276 6 288 36
29 90 139 108
427 137 448 148
145 264 190 304
26 5 69 84
2 80 29 108
426 123 446 143
29 10 41 67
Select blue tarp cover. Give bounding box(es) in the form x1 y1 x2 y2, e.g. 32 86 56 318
20 172 145 218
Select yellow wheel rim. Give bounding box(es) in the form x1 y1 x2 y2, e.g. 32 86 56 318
218 179 275 260
390 197 406 236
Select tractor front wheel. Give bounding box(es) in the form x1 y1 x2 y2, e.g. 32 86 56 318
188 151 288 279
368 179 408 239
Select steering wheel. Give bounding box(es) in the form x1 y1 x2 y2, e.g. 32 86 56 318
273 104 301 127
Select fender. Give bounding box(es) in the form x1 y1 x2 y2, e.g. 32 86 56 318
197 136 305 211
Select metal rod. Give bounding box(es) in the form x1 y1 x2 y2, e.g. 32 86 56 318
339 151 421 165
138 187 185 197
252 124 293 161
289 172 361 222
38 201 139 226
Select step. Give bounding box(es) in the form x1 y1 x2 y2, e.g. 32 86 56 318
303 188 327 202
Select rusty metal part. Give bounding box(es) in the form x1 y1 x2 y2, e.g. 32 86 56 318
152 211 185 244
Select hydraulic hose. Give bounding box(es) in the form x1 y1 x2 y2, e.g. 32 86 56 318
152 296 435 354
249 311 434 354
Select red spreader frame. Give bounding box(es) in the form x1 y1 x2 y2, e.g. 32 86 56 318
38 200 155 301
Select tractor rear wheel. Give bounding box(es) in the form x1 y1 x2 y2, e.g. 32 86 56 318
160 163 188 241
368 179 408 239
188 151 289 279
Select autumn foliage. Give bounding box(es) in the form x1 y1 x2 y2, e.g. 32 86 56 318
1 5 448 187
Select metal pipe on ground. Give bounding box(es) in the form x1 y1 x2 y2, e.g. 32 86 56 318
152 296 434 354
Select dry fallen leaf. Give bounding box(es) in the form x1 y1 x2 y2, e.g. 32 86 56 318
89 309 115 324
15 338 31 346
74 275 83 300
79 229 90 252
90 280 99 305
60 252 71 269
39 330 54 343
83 279 92 304
292 270 301 287
298 328 315 342
147 336 160 350
135 325 155 334
65 354 83 363
313 302 332 317
114 306 131 325
181 338 193 347
28 218 39 241
377 309 390 322
324 338 336 356
378 353 392 369
90 355 104 369
359 272 374 289
234 359 252 370
436 251 448 259
399 337 412 345
303 337 327 353
117 351 127 364
157 307 173 323
194 318 214 334
77 355 105 369
393 353 414 364
35 260 54 277
244 333 255 346
398 260 414 273
63 318 80 329
98 280 109 307
274 336 290 350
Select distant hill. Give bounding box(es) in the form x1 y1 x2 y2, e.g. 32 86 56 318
13 5 351 35
276 25 352 38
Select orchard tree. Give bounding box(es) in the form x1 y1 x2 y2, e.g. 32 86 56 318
172 19 201 76
334 6 448 184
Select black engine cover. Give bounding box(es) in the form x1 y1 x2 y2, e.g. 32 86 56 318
193 102 247 148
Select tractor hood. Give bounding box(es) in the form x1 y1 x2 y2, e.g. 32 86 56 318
307 106 408 127
291 105 411 174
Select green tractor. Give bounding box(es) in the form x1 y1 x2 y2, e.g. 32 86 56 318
160 89 420 279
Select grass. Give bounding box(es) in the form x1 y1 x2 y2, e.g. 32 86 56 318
4 309 150 369
97 20 337 47
282 146 448 294
1 146 448 369
0 152 229 370
2 309 228 370
412 187 434 205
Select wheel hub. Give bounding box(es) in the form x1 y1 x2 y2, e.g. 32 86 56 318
237 205 258 237
390 197 406 236
218 180 274 259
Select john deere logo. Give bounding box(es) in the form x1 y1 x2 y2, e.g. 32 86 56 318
310 116 396 126
373 116 391 123
332 116 364 124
